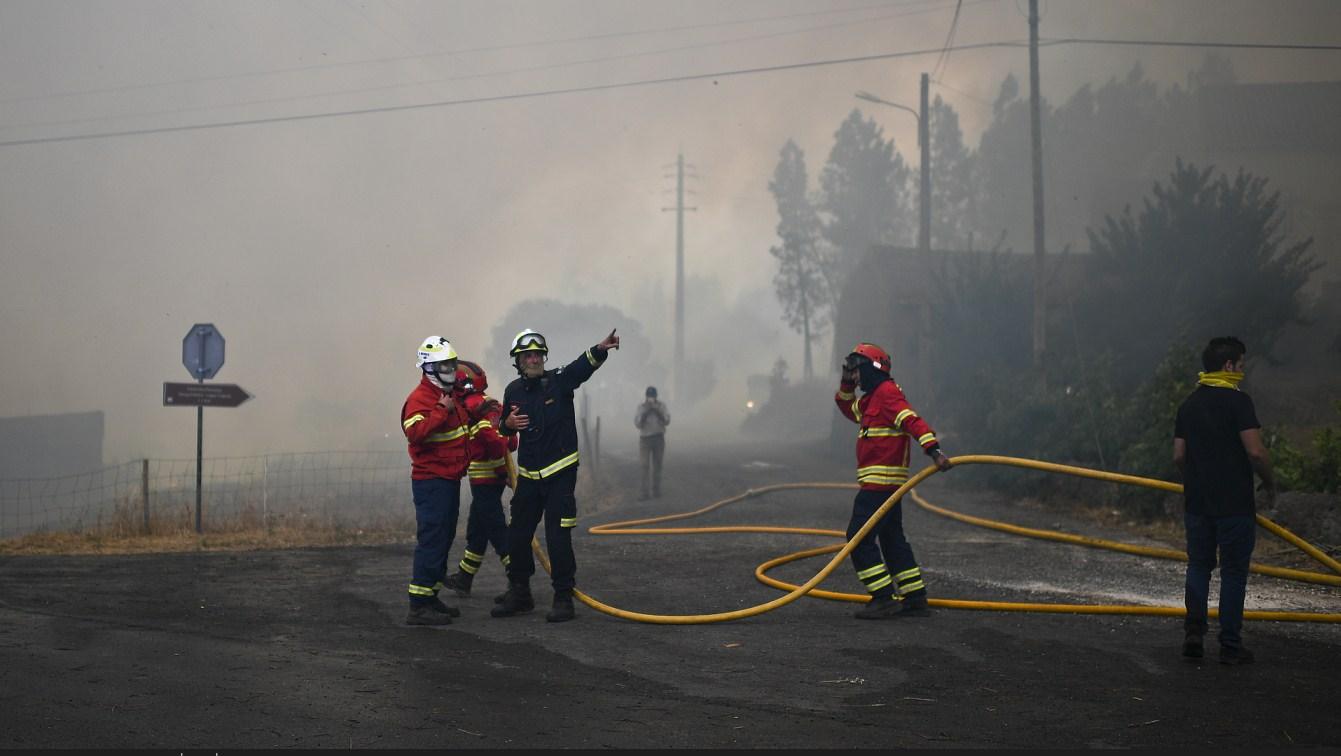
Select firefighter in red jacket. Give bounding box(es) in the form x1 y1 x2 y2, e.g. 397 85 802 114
442 360 516 598
401 335 472 626
834 342 952 619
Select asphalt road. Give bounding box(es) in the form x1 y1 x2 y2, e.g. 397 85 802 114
2 438 1338 749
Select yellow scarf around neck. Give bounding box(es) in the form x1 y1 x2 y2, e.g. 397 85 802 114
1197 370 1244 390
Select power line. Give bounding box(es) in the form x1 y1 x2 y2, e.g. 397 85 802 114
1040 37 1341 52
932 0 965 80
4 35 1339 149
0 40 1029 148
0 0 940 108
1 1 986 134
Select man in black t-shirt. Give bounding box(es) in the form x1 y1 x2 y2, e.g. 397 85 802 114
1173 336 1275 665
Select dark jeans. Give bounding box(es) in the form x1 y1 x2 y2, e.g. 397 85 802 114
505 466 578 592
409 477 461 606
639 434 665 497
847 488 920 601
1184 512 1256 649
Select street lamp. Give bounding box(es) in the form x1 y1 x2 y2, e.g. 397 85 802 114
856 74 934 402
854 72 930 257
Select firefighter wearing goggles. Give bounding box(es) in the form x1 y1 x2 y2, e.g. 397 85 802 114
492 327 620 623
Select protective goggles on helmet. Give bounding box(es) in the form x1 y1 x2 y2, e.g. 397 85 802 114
510 330 548 356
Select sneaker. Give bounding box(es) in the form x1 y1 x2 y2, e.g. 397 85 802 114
406 604 452 626
1219 646 1255 666
1182 633 1204 659
428 595 461 617
443 572 473 598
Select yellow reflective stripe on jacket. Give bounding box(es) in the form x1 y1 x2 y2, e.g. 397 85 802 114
850 397 861 417
917 432 937 446
894 408 918 426
516 451 580 480
468 420 493 437
425 425 468 443
403 414 426 430
857 465 909 484
837 390 855 401
585 348 598 367
468 458 508 473
859 426 904 438
560 517 578 528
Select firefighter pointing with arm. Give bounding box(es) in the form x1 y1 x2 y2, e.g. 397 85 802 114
835 343 952 619
492 328 619 623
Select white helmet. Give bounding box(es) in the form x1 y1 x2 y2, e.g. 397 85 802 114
416 335 458 388
509 329 548 357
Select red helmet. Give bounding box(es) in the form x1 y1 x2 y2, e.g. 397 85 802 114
846 343 892 374
455 360 488 394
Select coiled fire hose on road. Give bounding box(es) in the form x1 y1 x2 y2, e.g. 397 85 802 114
526 454 1341 625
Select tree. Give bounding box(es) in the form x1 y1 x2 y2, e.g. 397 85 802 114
768 140 829 380
1080 159 1319 380
818 109 912 279
926 95 975 251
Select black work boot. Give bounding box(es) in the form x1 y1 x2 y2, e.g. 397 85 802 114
546 590 576 623
428 595 461 617
853 595 901 619
444 571 474 598
406 603 452 626
490 580 534 617
1182 632 1204 659
896 592 931 617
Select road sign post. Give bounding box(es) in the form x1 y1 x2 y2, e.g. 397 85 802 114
168 324 250 534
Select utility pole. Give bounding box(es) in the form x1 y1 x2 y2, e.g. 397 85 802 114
661 152 696 402
919 72 930 257
1028 0 1047 381
918 72 933 399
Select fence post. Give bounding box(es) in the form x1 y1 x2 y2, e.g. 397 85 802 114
141 459 150 534
262 455 269 529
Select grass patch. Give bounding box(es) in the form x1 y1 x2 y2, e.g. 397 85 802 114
0 522 414 556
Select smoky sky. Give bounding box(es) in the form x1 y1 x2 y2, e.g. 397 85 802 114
1 0 1339 464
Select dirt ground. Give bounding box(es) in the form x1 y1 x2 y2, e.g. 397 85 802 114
2 438 1339 750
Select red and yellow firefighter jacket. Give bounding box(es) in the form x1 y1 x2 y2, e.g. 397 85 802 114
835 378 940 491
401 375 471 481
462 391 516 487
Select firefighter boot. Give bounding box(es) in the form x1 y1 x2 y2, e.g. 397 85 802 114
443 571 473 598
546 590 576 623
895 592 931 617
428 594 461 617
853 595 901 619
490 580 534 617
406 603 452 626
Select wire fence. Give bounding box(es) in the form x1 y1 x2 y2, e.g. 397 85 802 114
0 451 413 539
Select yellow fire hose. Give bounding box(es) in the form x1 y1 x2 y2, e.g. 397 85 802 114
523 454 1341 624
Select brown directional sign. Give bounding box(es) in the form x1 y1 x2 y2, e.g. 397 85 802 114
163 382 252 408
